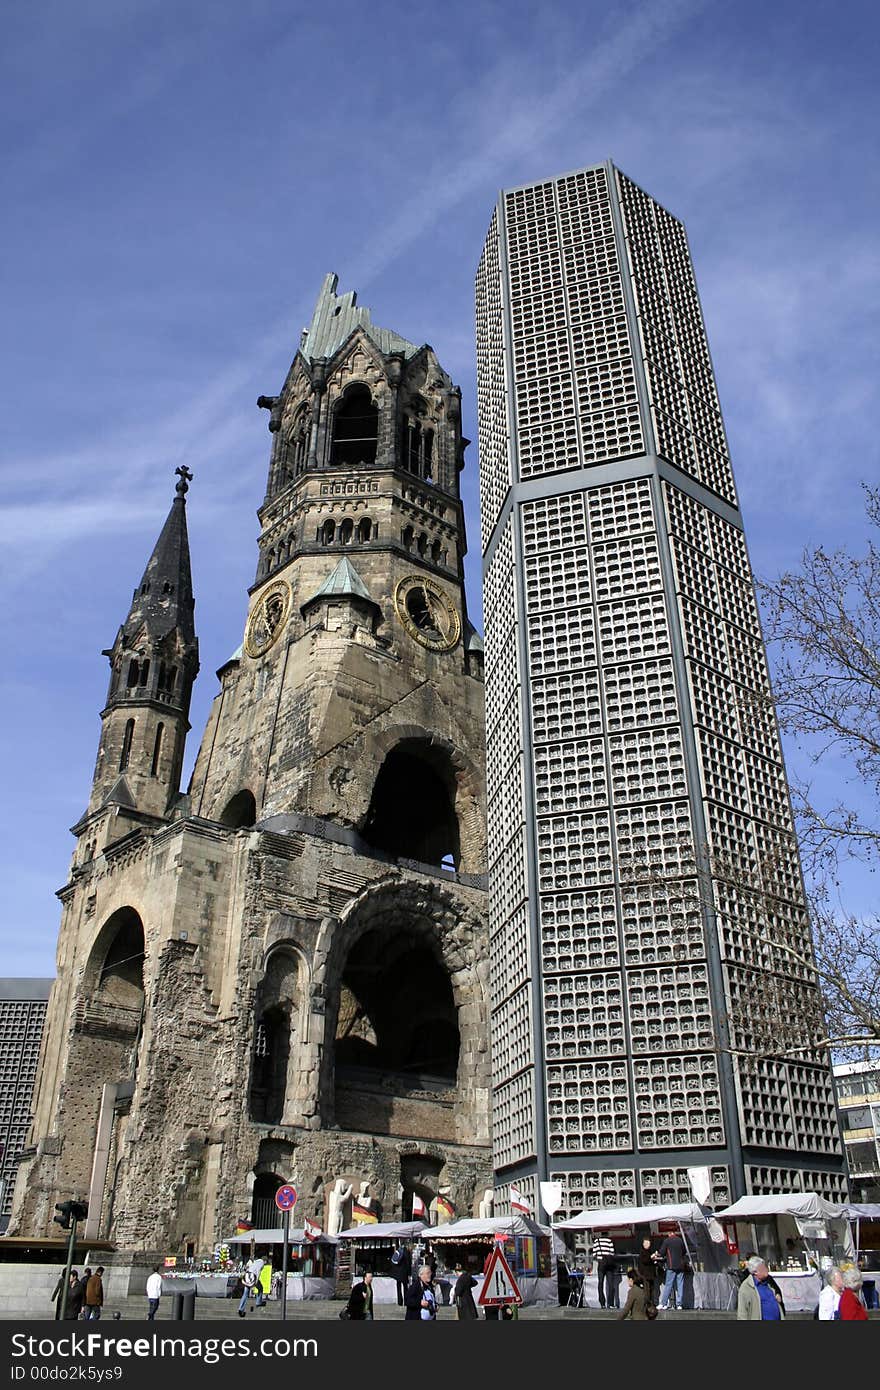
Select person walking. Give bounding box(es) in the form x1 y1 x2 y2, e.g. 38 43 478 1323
391 1243 412 1306
736 1256 785 1320
146 1266 163 1320
346 1271 374 1320
838 1268 869 1320
637 1237 659 1304
84 1267 104 1321
618 1268 650 1320
656 1232 688 1311
255 1260 272 1308
453 1266 479 1320
405 1265 437 1320
50 1268 67 1320
817 1267 844 1320
237 1256 262 1317
58 1271 83 1321
592 1231 618 1309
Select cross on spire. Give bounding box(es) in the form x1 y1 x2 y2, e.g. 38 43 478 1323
175 465 194 497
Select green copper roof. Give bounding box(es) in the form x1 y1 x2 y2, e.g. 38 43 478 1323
305 556 375 606
300 273 420 364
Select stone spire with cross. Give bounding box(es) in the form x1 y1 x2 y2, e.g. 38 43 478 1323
82 468 200 820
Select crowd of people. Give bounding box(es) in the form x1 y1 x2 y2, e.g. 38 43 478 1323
342 1241 521 1322
581 1229 873 1321
50 1266 105 1320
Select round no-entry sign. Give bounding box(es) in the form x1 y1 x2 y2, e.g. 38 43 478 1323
275 1184 298 1211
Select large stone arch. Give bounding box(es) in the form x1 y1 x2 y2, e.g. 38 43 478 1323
314 878 489 1146
81 905 146 1019
357 724 484 873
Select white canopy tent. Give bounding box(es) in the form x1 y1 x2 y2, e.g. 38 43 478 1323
715 1192 855 1261
227 1228 337 1245
336 1219 425 1240
555 1202 707 1232
428 1214 550 1240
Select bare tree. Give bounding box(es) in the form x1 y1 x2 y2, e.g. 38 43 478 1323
758 485 880 877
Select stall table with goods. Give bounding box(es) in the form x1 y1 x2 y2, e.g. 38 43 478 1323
716 1193 857 1313
335 1220 427 1304
424 1215 557 1306
555 1202 739 1311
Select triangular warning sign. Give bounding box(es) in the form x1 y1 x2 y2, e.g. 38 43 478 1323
477 1243 523 1306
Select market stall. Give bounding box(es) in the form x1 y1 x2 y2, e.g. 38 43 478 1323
336 1220 426 1304
555 1202 735 1310
715 1193 855 1312
225 1227 337 1300
427 1214 557 1306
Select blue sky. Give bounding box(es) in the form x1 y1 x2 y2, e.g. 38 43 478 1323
1 0 878 975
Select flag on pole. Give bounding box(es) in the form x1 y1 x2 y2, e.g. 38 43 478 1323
435 1193 455 1221
304 1217 322 1242
509 1186 531 1214
411 1194 427 1219
352 1201 378 1224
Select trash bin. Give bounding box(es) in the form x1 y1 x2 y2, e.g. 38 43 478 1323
171 1291 183 1321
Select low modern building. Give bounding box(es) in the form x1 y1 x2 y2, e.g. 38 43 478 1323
834 1061 880 1202
0 980 52 1231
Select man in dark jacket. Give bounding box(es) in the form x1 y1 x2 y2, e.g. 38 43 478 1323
656 1235 687 1311
65 1271 85 1321
391 1244 412 1306
346 1271 374 1320
453 1267 479 1320
404 1266 437 1320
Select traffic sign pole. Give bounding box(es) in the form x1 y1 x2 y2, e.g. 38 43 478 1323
281 1208 289 1321
274 1183 298 1321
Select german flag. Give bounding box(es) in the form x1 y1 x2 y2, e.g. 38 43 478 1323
435 1194 455 1221
235 1219 253 1234
352 1201 377 1224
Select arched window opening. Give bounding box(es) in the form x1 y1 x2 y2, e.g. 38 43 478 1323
251 1171 287 1228
362 741 460 869
416 532 428 558
331 384 378 468
157 663 177 694
320 519 335 545
401 399 434 481
140 582 150 596
292 407 311 476
249 1006 290 1125
220 789 257 828
119 718 135 773
96 907 146 1012
357 517 372 543
430 538 442 564
162 581 173 595
339 519 354 544
334 928 459 1093
150 723 164 777
402 525 414 551
127 660 139 688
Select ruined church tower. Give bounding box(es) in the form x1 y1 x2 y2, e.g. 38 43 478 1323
11 276 491 1253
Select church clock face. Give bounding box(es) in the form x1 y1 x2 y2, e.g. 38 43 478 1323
395 575 461 652
244 580 291 658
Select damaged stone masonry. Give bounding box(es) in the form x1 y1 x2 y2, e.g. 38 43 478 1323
10 274 493 1259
